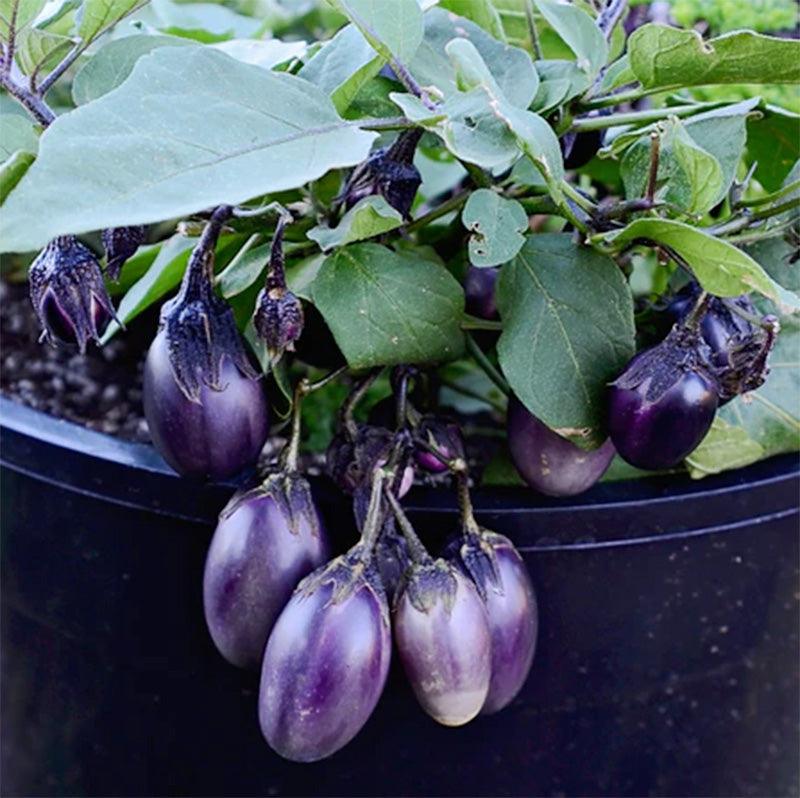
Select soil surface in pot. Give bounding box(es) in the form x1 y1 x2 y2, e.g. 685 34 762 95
1 280 152 443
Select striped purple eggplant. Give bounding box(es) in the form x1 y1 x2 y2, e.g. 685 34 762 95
394 559 491 726
203 473 330 669
258 546 391 762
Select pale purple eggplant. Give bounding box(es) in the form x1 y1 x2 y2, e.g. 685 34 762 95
451 530 538 714
507 396 615 496
203 474 330 669
394 559 491 726
258 548 391 762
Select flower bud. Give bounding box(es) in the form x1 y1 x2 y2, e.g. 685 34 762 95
102 225 146 281
338 129 423 220
28 235 116 352
253 216 303 361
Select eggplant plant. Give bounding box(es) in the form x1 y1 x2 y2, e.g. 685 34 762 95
1 0 799 764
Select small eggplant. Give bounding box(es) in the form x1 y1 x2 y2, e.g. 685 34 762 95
507 396 615 496
394 558 491 726
258 547 391 762
203 473 330 669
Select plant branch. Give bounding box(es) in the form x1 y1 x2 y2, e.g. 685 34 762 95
596 0 628 39
579 84 683 111
523 0 543 59
645 130 661 204
461 317 503 331
405 190 470 233
36 40 82 94
465 334 510 396
0 71 55 126
736 179 800 209
571 102 721 132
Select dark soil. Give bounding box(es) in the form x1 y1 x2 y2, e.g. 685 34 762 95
0 279 152 443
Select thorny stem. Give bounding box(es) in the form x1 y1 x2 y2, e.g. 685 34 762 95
465 334 510 397
523 0 543 59
384 487 431 564
0 71 55 126
341 369 383 438
645 130 661 204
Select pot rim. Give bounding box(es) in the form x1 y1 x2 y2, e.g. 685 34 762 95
1 396 798 549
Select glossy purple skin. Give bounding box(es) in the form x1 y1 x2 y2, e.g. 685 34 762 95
203 493 329 669
143 330 269 480
608 359 718 470
394 566 491 726
478 540 538 714
258 578 391 762
464 266 499 321
415 448 452 474
507 397 615 496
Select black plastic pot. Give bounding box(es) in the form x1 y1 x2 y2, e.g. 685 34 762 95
1 395 798 797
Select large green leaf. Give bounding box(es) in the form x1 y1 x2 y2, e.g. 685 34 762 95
0 0 46 40
621 117 725 214
532 0 607 76
311 243 465 369
438 0 505 40
410 7 538 109
747 104 800 192
72 34 191 105
308 196 403 252
76 0 148 43
298 23 382 115
0 114 38 160
462 188 527 267
0 46 376 253
601 219 779 301
328 0 423 64
719 314 800 459
685 418 765 479
629 25 800 88
496 233 636 442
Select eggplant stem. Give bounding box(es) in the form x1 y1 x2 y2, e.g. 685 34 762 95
383 487 432 564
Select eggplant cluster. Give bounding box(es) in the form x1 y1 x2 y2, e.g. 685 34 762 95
608 285 778 470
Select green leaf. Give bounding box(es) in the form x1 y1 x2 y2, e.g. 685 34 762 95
496 233 636 442
685 417 765 479
0 0 47 40
532 59 590 113
77 0 148 44
72 34 191 105
308 196 403 252
0 46 376 253
410 7 538 109
15 26 74 76
136 0 260 42
217 242 269 299
462 188 527 267
532 0 607 76
601 219 779 301
211 39 307 70
747 236 800 297
629 25 800 88
328 0 423 64
311 243 465 369
0 150 35 205
101 234 197 341
621 117 725 214
747 104 800 192
298 24 382 115
0 114 38 160
438 0 505 40
719 313 800 460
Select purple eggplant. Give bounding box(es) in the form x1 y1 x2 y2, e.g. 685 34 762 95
394 559 491 726
143 329 269 480
609 327 718 470
28 236 116 351
507 396 615 496
464 265 499 321
414 417 464 474
450 530 538 714
203 474 330 669
259 548 391 762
